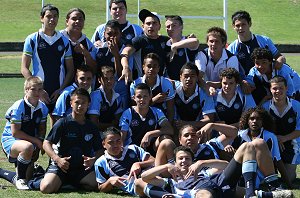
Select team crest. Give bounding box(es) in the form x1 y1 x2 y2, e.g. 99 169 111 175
126 34 133 40
288 117 294 123
85 134 93 141
192 103 199 109
238 52 246 60
204 150 211 156
100 104 108 111
234 103 240 109
129 152 136 159
131 119 139 126
216 105 225 112
111 57 115 63
160 42 165 49
57 45 63 51
35 116 41 124
22 115 31 122
148 119 155 126
178 50 184 56
38 42 46 49
97 52 103 58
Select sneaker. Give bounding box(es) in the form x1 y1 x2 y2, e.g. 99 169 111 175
15 179 29 190
271 190 294 198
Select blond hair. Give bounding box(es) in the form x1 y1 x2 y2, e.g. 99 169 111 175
24 76 43 90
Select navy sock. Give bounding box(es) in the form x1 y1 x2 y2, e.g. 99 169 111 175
0 168 17 184
242 160 257 198
17 155 31 179
144 184 170 198
256 190 274 198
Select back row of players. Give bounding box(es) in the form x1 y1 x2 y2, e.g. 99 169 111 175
1 1 300 197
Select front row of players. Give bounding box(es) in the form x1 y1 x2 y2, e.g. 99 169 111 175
1 71 298 198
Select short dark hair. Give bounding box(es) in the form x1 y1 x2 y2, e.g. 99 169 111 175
219 68 241 84
101 127 121 140
41 4 59 17
134 83 151 95
98 66 115 78
76 64 94 74
206 27 227 44
165 15 183 26
143 53 160 65
66 8 85 20
109 0 127 10
178 125 197 138
270 75 287 87
180 62 199 76
231 10 251 24
174 146 194 161
251 48 273 62
71 88 91 103
105 19 121 32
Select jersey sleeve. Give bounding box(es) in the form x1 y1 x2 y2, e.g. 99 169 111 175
245 67 256 86
94 156 110 184
63 37 72 60
227 56 240 71
119 108 132 132
52 92 69 117
86 37 97 60
227 40 238 55
153 107 167 125
41 103 49 122
293 101 300 130
199 88 216 115
23 33 35 57
194 51 207 73
91 24 105 44
5 101 23 124
162 78 175 100
267 133 281 162
87 90 101 115
46 118 65 144
132 145 150 161
129 81 136 98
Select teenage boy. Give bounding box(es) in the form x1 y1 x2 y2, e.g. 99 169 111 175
1 77 48 190
120 9 170 83
164 15 199 80
137 144 293 198
52 66 93 122
227 10 286 75
262 76 300 183
120 83 173 156
91 0 143 47
130 53 175 122
95 19 132 108
95 127 154 195
195 27 240 88
246 48 296 105
21 4 74 115
40 88 102 193
173 62 215 130
88 66 123 131
214 68 256 127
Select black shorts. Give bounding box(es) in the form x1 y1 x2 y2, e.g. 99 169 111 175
46 163 94 187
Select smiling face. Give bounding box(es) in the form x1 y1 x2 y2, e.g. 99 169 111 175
248 111 263 133
207 34 224 56
133 89 151 109
75 70 93 90
66 11 84 32
103 133 123 157
175 150 193 174
179 127 199 152
25 83 43 106
221 77 237 96
270 81 287 102
110 2 127 23
142 16 161 39
165 19 182 38
41 10 59 32
233 18 251 39
254 58 272 75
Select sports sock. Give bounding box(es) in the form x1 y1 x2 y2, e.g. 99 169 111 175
144 183 170 198
242 160 257 198
0 168 17 184
17 154 31 179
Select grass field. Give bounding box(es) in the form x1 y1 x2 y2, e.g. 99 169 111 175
0 0 300 44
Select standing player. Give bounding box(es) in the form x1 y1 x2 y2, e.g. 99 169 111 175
227 10 286 75
262 76 300 183
1 77 48 190
95 127 154 195
195 27 240 88
164 15 199 80
120 83 173 156
21 4 74 121
91 0 143 47
40 88 102 193
61 8 97 73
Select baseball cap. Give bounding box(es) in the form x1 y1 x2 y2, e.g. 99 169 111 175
139 9 160 23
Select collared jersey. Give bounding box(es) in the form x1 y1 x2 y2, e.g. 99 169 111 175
214 86 256 124
195 48 239 82
174 81 215 121
52 83 78 117
88 86 123 123
119 106 167 146
227 33 279 75
2 98 48 138
23 30 72 95
94 144 149 195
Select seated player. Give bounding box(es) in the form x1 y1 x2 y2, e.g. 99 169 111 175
214 68 256 127
137 144 293 198
130 53 175 122
88 66 123 131
40 88 102 193
120 83 174 156
245 48 297 105
52 65 93 122
95 127 154 195
1 76 48 190
173 62 215 130
262 76 300 183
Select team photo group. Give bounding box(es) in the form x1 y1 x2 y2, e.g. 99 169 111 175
1 0 300 197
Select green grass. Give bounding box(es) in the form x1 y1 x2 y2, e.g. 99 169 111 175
0 0 300 43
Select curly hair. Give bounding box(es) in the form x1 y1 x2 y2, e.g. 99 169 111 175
219 68 241 84
239 107 275 132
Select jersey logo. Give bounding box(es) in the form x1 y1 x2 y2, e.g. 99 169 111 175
126 34 133 40
57 45 63 51
97 52 103 58
204 150 211 156
111 57 115 63
129 152 136 159
160 42 166 49
192 103 199 109
21 115 31 122
100 104 108 111
131 119 139 126
85 134 93 141
38 42 47 49
234 103 240 109
178 50 184 57
148 119 155 126
216 105 225 112
238 52 246 60
288 117 294 123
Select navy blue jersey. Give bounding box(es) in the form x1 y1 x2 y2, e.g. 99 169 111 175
130 34 169 76
46 114 102 169
194 141 221 161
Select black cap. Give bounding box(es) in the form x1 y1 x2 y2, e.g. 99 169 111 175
139 9 160 23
